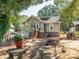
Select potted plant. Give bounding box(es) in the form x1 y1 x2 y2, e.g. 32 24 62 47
13 34 24 48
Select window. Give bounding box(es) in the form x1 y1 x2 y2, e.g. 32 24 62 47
51 26 53 30
76 25 79 31
33 25 35 28
31 24 35 31
36 24 39 29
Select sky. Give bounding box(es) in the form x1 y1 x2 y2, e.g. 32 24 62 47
20 0 54 16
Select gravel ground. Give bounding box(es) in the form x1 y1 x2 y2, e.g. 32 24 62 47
0 39 79 59
0 54 8 59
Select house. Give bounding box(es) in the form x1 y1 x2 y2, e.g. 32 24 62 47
72 21 79 31
23 15 60 38
41 16 60 32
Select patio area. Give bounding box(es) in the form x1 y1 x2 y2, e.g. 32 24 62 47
0 38 79 59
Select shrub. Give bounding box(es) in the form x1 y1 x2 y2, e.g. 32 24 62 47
75 31 79 37
13 34 23 42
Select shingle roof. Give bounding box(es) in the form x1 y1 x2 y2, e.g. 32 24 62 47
23 15 60 24
22 15 41 24
72 21 79 25
42 16 60 23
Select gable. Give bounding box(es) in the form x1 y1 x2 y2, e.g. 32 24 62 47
26 16 40 24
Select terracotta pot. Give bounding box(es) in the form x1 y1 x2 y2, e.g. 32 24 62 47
15 40 24 48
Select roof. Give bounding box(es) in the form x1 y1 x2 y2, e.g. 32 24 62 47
72 21 79 25
26 15 41 22
40 16 49 20
22 15 41 24
23 15 60 24
42 16 60 23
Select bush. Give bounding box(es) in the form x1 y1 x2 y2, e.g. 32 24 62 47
60 31 65 34
13 34 23 42
75 31 79 37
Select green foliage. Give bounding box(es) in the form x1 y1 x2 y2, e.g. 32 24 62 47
60 0 79 32
38 4 59 17
0 14 11 41
10 15 25 30
31 0 49 5
75 31 79 37
60 31 65 34
13 34 23 42
0 0 32 13
0 0 32 41
54 0 64 6
54 0 71 9
0 0 50 41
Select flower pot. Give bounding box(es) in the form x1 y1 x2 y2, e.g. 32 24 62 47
15 40 24 48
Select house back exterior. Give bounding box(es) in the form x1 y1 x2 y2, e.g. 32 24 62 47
22 15 60 38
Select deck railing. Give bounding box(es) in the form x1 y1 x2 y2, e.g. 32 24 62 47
29 32 60 38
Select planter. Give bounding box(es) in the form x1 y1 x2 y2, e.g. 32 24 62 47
15 40 24 48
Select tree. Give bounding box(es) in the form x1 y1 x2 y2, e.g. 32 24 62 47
10 15 25 30
60 0 79 32
54 0 79 32
54 0 71 9
0 0 32 41
0 0 49 41
31 0 50 5
0 14 11 41
0 0 79 41
38 4 59 18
